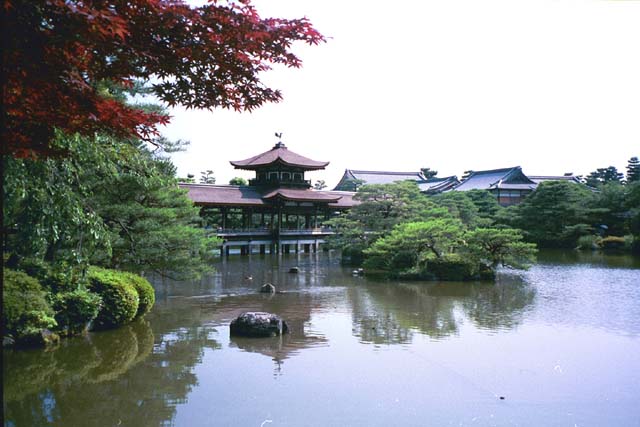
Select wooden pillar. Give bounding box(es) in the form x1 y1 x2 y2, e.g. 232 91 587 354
222 208 227 229
260 244 266 254
277 208 282 230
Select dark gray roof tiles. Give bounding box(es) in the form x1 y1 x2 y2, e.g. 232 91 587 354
230 143 329 170
454 167 536 191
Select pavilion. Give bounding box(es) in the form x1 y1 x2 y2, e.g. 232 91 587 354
180 141 357 255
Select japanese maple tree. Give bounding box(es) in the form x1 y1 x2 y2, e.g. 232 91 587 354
2 0 325 157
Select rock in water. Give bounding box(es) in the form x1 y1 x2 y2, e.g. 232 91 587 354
260 283 276 293
289 267 299 274
230 312 289 337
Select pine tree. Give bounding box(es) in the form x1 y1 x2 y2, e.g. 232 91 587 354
627 157 640 183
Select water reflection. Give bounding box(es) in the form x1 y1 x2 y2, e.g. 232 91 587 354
3 298 220 427
205 291 330 376
348 273 536 344
4 251 640 427
536 249 640 269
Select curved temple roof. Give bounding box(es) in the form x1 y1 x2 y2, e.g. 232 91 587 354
230 142 329 171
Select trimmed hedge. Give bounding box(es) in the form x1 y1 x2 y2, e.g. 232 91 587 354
120 272 155 316
53 289 102 335
2 269 57 343
87 267 139 330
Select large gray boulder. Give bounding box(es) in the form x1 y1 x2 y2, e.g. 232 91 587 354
230 312 289 337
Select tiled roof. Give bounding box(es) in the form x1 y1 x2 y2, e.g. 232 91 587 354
179 184 266 206
262 188 342 203
230 142 329 170
417 176 459 193
333 169 425 190
528 175 582 184
179 184 358 208
324 191 358 208
453 167 536 191
347 170 425 184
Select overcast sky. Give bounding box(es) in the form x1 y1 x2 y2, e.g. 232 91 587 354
163 0 640 188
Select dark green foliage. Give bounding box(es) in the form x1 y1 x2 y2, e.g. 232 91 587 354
498 181 598 248
626 182 640 235
3 129 218 280
120 272 156 316
423 254 490 281
229 177 248 186
431 191 484 227
87 267 139 330
200 170 216 184
465 190 503 222
420 168 438 179
465 228 537 269
592 183 628 236
53 290 102 335
313 180 327 190
585 166 624 187
90 171 218 279
2 133 111 264
363 219 533 280
627 157 640 183
2 269 57 342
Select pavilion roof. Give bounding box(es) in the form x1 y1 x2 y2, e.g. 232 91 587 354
230 142 329 171
179 184 266 207
179 183 358 208
262 188 342 203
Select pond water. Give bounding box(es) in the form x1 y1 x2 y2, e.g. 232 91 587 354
3 251 640 426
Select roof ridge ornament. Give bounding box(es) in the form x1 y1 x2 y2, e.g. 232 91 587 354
274 132 286 149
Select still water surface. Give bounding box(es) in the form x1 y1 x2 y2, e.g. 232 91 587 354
3 251 640 426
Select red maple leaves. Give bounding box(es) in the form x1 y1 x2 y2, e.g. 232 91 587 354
2 0 325 157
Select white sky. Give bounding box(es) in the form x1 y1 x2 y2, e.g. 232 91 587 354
163 0 640 187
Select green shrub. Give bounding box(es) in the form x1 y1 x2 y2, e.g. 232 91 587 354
53 289 103 335
87 267 139 330
2 269 57 343
120 272 155 316
389 250 417 271
17 258 83 293
576 235 601 250
423 254 490 281
600 236 626 251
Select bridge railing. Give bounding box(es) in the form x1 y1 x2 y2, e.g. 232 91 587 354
215 227 334 236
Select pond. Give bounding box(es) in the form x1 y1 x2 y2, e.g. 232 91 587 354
3 251 640 426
